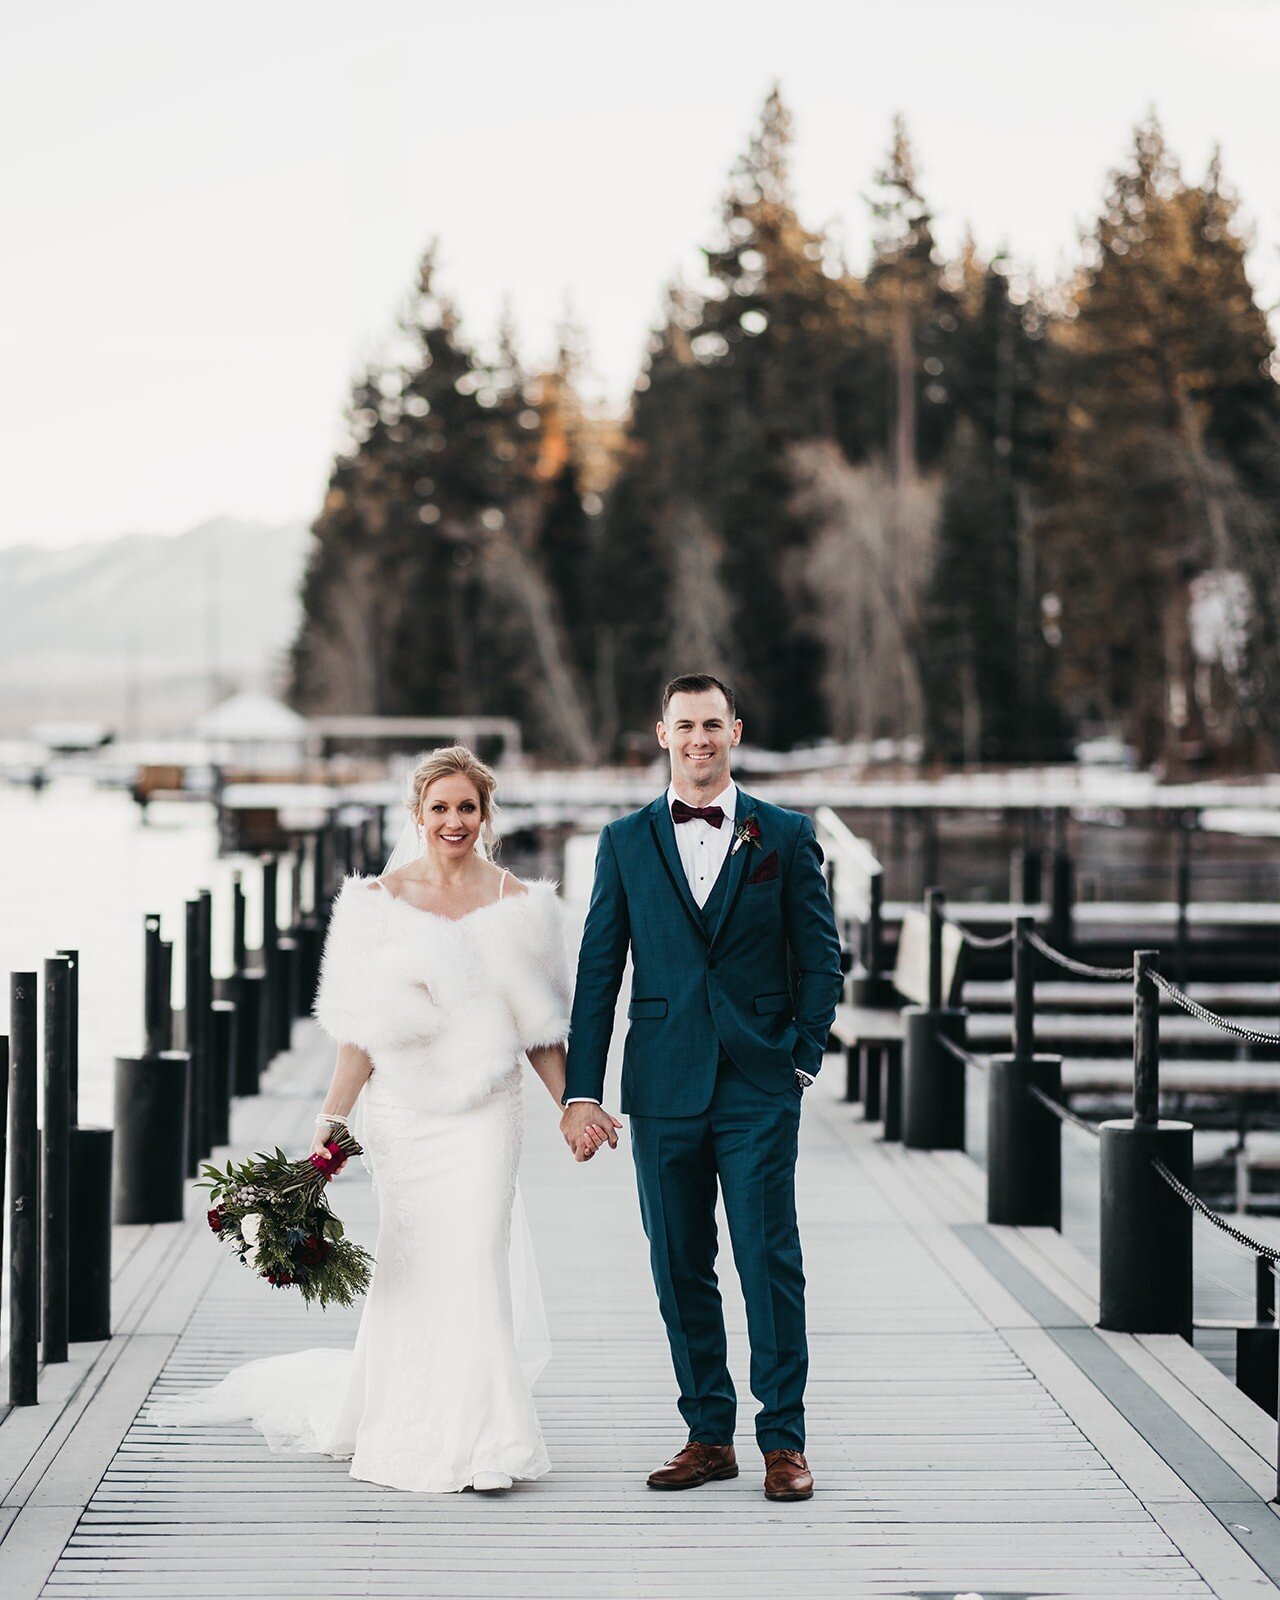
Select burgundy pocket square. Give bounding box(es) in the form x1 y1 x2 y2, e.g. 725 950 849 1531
748 850 779 884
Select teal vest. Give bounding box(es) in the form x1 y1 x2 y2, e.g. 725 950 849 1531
698 847 734 934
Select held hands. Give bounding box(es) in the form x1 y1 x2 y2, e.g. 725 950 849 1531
559 1101 622 1163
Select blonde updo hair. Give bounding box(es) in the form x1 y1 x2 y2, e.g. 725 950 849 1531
407 744 500 859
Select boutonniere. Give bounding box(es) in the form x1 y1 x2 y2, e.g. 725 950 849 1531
730 813 762 857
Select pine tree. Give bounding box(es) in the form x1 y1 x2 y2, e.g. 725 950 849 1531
922 253 1065 761
786 118 967 753
291 248 505 719
289 248 602 759
384 258 500 716
598 87 857 748
590 285 704 748
1038 120 1280 764
862 118 964 481
290 367 403 714
466 322 601 762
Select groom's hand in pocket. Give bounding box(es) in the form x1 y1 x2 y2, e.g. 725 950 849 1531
560 1101 622 1162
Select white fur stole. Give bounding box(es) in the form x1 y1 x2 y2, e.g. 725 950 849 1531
312 875 571 1115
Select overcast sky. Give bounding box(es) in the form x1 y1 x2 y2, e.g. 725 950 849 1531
3 0 1276 549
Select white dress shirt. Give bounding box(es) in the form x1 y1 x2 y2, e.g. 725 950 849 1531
667 780 737 908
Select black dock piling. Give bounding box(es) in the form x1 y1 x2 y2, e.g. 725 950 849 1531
183 899 205 1175
9 973 39 1405
197 890 215 1155
274 935 299 1049
1099 951 1194 1339
987 917 1063 1228
233 971 264 1095
143 916 167 1058
68 1123 113 1342
210 999 236 1146
850 869 894 1009
1175 812 1196 991
56 947 79 1123
232 872 247 976
42 955 73 1364
1050 810 1075 952
0 1034 6 1289
159 938 174 1048
1234 1257 1278 1420
262 856 286 1055
902 889 968 1151
113 1050 191 1224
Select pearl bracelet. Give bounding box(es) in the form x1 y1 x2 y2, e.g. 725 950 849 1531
315 1113 348 1128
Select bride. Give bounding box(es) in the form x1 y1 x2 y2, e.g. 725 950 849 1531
155 744 605 1494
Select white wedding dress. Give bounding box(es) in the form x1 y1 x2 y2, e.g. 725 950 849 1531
152 872 570 1494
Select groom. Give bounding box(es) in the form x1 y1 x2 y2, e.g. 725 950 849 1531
561 674 843 1501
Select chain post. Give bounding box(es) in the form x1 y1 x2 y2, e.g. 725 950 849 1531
1133 951 1160 1127
926 887 944 1012
1013 915 1035 1063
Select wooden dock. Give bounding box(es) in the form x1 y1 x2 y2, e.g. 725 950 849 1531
5 1024 1280 1598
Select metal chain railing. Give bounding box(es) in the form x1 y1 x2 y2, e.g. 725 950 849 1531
1149 969 1280 1047
1025 931 1135 982
942 915 1016 952
912 904 1280 1370
1028 1083 1102 1140
1151 1158 1280 1264
937 1033 989 1071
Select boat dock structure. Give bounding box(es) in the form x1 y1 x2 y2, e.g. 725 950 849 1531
5 814 1280 1597
5 1018 1280 1598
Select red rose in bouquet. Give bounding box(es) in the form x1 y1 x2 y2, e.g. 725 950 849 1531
309 1140 349 1179
294 1235 330 1269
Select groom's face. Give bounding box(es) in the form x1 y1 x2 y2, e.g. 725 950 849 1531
657 689 742 796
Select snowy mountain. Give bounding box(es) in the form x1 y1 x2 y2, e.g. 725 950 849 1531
0 518 311 733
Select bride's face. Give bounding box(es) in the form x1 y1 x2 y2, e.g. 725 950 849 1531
418 775 484 861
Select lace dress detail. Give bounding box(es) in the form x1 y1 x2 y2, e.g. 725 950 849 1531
151 879 568 1494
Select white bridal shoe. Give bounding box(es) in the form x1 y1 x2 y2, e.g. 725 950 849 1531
471 1472 513 1492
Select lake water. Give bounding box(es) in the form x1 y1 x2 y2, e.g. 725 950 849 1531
0 781 287 1128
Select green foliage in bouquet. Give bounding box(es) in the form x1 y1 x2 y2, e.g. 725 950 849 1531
199 1127 374 1308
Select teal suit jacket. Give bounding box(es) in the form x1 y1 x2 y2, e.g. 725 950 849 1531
565 788 844 1117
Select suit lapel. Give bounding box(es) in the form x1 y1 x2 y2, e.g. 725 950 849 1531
708 788 754 951
648 795 710 947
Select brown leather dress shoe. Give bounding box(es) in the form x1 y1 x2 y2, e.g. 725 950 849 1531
647 1442 738 1490
763 1448 813 1500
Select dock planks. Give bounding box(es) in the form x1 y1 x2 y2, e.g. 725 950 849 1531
3 1019 1279 1597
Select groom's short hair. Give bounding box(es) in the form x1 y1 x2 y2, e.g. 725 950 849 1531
661 674 736 721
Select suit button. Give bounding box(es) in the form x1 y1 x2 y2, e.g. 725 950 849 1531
707 959 717 971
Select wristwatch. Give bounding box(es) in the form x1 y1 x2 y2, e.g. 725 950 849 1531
795 1070 814 1092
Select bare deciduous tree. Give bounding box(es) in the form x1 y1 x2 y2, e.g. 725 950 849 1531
305 546 385 714
663 499 738 681
484 501 599 766
787 439 940 741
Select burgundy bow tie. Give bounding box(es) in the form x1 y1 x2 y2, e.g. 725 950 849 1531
671 799 725 828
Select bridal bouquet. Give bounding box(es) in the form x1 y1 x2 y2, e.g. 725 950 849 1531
200 1128 374 1308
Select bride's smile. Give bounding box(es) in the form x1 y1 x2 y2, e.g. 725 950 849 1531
420 774 483 855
